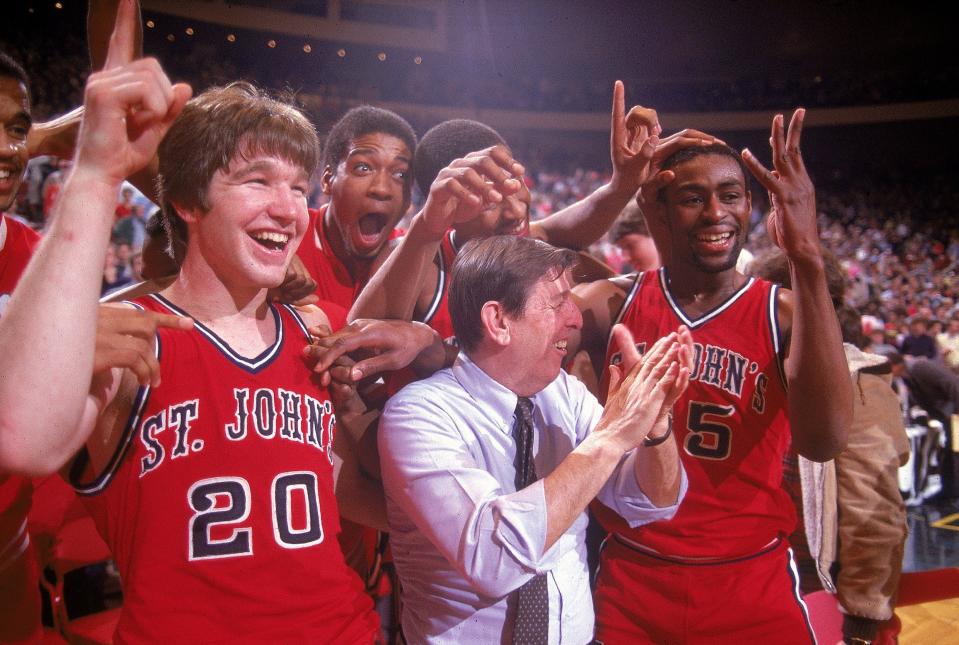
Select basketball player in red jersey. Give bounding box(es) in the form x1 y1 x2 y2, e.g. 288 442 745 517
0 3 388 642
0 49 47 645
295 106 416 309
571 113 852 643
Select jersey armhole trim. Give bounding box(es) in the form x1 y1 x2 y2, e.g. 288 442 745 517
420 250 446 325
606 271 643 349
73 301 157 496
282 303 314 343
768 284 788 391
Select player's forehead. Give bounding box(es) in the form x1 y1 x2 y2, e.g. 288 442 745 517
0 76 30 120
221 150 310 182
669 153 746 190
528 268 571 302
344 132 411 163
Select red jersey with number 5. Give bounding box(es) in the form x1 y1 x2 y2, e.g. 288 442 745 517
73 293 378 644
595 268 795 559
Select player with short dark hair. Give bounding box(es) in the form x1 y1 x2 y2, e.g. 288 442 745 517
412 118 504 198
295 105 417 309
571 113 852 643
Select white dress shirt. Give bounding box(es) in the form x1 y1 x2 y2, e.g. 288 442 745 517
380 352 687 644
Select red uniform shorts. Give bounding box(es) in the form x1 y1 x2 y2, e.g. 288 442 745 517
594 535 815 644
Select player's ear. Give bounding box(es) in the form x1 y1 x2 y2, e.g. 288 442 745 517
480 301 510 347
172 201 200 224
745 189 752 213
320 165 335 195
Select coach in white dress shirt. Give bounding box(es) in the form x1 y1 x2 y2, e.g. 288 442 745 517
380 235 691 644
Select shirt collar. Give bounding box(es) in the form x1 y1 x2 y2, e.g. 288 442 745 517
452 352 521 434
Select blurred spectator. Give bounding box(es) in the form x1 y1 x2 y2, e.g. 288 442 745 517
938 315 959 373
880 350 959 501
900 316 938 359
101 242 133 296
40 158 70 222
608 202 660 273
113 202 148 249
750 248 909 645
115 186 135 220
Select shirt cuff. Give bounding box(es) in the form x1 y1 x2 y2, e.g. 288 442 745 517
595 449 688 528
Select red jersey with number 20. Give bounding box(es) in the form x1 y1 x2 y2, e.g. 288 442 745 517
595 268 795 559
74 294 378 644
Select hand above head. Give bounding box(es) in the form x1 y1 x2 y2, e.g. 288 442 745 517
304 318 443 385
634 125 725 217
94 304 194 387
420 144 525 238
741 108 821 263
611 78 726 195
73 0 191 187
609 81 660 197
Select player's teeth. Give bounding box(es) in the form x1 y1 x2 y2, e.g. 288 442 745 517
555 340 567 350
0 170 10 179
700 232 731 242
253 232 290 243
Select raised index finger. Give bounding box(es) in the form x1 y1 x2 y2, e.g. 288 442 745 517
610 80 626 150
103 0 138 70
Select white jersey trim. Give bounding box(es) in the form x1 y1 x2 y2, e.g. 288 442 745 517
281 303 314 343
420 230 455 325
606 271 644 350
768 283 788 390
0 520 29 573
74 301 155 496
150 293 284 373
659 267 756 329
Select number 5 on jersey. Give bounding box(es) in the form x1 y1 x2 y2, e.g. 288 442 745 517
684 401 734 461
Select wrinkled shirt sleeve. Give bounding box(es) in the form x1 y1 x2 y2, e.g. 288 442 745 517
380 394 570 599
573 381 688 528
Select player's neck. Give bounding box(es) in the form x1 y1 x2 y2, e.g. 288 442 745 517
663 263 748 313
164 256 275 352
322 206 373 282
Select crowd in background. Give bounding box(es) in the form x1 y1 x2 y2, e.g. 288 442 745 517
4 10 959 124
3 9 957 360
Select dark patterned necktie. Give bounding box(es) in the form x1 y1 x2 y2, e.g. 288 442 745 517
511 396 549 644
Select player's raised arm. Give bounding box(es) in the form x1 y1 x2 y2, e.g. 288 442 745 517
349 145 523 323
0 0 191 475
533 81 723 250
742 109 851 461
